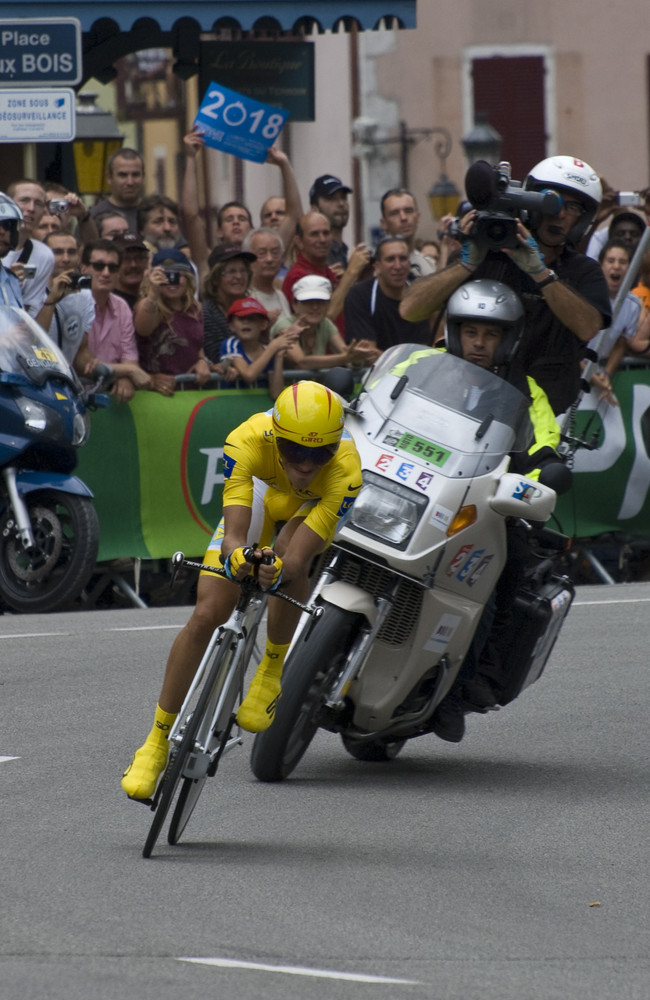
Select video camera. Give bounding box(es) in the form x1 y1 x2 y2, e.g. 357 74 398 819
461 160 562 250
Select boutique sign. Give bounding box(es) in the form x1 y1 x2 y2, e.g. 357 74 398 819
199 40 314 122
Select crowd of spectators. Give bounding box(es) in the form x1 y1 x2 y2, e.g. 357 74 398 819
1 136 649 416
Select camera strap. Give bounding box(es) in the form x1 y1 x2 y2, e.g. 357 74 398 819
53 305 63 347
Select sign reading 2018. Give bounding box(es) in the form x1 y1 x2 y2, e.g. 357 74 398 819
194 82 289 164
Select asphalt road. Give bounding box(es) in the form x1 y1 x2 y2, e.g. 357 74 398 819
1 584 649 1000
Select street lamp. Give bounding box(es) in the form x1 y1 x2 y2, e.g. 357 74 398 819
425 127 460 220
462 112 503 166
73 93 124 198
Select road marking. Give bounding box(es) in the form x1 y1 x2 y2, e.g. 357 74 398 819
109 625 184 632
0 756 20 764
574 595 650 606
178 957 421 985
0 632 71 639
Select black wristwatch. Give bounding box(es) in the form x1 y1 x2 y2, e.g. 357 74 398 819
537 269 558 289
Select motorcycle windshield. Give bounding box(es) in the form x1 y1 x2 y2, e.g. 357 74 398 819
359 345 533 468
0 305 76 387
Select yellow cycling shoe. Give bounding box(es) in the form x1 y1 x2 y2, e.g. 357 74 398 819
237 670 282 732
121 741 168 800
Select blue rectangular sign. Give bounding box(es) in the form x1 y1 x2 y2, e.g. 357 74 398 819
0 18 82 86
194 81 289 164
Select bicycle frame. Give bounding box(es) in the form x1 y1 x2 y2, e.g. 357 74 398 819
169 577 267 781
141 551 323 857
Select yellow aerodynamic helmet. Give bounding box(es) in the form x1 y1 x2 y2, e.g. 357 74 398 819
272 381 344 466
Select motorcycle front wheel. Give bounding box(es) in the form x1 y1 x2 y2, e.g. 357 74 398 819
250 602 362 782
0 491 99 613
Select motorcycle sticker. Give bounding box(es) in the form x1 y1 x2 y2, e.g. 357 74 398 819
429 503 453 531
396 432 451 467
381 430 401 447
375 453 395 472
466 554 494 586
416 471 434 491
425 613 462 651
446 543 473 576
396 462 414 482
456 548 485 582
512 481 541 503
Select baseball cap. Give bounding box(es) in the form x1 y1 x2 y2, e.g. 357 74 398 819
292 275 333 301
151 248 193 273
309 175 353 203
208 244 256 270
227 296 269 319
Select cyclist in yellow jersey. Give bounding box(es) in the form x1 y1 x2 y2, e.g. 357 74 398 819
122 381 362 801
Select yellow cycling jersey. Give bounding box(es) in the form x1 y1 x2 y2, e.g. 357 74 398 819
222 410 363 543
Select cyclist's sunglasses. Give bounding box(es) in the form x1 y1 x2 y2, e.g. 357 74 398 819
276 437 338 467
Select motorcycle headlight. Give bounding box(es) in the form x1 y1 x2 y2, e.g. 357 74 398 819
347 471 428 549
72 411 90 447
17 397 52 433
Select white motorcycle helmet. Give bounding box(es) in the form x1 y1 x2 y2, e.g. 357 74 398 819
0 192 23 251
525 155 602 245
446 279 525 371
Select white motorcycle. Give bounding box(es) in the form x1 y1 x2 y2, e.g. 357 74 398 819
251 345 574 780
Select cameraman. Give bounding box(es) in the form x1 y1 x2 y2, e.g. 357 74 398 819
400 156 611 414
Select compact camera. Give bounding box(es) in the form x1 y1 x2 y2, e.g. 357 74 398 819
22 265 37 280
163 269 181 285
48 199 69 216
462 160 562 251
616 192 644 208
69 272 92 290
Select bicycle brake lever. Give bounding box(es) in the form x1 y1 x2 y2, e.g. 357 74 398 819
170 551 185 590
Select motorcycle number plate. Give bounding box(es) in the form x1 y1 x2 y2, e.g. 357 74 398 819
392 431 451 467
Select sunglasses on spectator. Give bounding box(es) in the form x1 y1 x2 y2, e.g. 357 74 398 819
88 261 119 273
276 437 338 467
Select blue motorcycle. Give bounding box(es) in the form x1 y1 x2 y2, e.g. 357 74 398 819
0 305 108 613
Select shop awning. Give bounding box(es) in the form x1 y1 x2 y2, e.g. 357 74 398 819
19 1 416 33
16 1 415 84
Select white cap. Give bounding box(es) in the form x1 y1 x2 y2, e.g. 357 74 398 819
292 274 333 301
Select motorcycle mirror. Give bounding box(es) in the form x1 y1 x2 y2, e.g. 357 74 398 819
316 366 356 401
538 462 573 496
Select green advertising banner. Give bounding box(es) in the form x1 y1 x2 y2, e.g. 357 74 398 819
77 368 650 565
77 388 269 561
554 366 650 538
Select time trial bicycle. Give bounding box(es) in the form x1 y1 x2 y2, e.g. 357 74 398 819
142 549 322 858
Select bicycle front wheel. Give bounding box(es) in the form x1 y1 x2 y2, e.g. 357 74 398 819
142 629 239 858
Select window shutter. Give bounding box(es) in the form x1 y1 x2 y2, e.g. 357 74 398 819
472 56 546 178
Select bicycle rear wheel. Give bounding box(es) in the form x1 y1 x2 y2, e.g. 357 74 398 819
142 630 238 858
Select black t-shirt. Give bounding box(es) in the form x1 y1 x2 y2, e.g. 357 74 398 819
344 278 431 350
472 247 611 414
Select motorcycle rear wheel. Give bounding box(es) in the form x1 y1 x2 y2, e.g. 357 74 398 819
0 491 99 613
250 603 362 782
340 737 406 762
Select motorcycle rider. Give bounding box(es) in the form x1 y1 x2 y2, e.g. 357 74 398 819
427 279 562 743
0 194 25 308
399 156 611 415
122 380 363 801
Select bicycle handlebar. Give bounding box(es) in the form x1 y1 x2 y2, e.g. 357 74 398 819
170 551 323 618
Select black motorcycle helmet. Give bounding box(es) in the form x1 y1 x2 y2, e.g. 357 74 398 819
445 279 525 372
